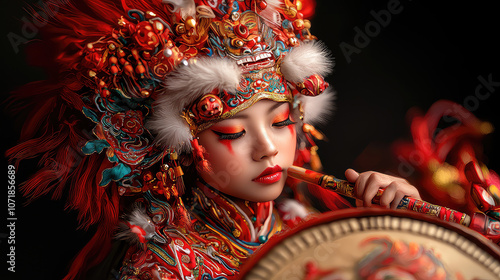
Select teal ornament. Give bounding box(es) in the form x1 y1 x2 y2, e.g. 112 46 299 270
82 140 109 155
82 106 100 123
258 235 267 244
99 163 132 186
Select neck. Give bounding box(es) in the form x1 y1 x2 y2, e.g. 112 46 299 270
192 180 276 243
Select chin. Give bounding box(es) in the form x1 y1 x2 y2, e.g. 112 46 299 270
245 180 285 202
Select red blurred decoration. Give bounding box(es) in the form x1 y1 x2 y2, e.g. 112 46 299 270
299 0 317 19
392 100 495 214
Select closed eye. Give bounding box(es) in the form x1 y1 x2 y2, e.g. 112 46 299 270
272 116 296 127
212 130 246 140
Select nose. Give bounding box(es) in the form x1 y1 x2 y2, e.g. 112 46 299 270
252 128 278 161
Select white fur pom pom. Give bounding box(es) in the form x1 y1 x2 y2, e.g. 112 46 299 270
147 57 241 152
281 41 333 83
147 101 193 153
297 88 336 125
165 57 241 106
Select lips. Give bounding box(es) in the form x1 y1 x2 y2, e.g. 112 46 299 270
252 165 283 184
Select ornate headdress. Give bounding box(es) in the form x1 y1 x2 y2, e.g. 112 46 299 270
7 0 333 278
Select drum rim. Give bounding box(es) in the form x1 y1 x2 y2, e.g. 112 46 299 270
239 208 500 277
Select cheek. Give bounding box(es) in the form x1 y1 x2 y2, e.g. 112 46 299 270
197 133 249 183
277 127 297 161
289 130 297 156
199 137 232 168
218 139 234 155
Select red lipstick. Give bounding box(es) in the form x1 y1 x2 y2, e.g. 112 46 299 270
252 165 283 184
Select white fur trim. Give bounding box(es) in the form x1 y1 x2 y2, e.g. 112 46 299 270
281 41 333 83
148 57 241 152
162 0 196 19
147 101 194 152
165 57 241 105
297 88 336 125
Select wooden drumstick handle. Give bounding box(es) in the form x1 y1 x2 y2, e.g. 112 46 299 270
287 166 472 226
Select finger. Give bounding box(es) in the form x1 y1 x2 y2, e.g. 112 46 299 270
371 173 409 185
384 175 410 184
355 171 373 199
379 182 398 208
345 168 359 183
391 189 407 210
363 173 384 207
346 169 364 198
355 199 363 207
408 187 421 200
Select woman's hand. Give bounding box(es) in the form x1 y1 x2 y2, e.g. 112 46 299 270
345 169 421 209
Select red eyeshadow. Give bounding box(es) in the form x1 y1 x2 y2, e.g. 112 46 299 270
211 125 243 155
211 125 244 134
272 107 290 123
273 107 295 134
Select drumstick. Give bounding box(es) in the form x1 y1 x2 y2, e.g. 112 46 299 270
287 166 472 226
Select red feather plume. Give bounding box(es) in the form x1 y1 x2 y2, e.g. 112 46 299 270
4 0 173 278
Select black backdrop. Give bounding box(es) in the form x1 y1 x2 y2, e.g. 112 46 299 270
1 1 499 279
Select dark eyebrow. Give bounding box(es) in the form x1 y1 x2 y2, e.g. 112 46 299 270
230 102 287 119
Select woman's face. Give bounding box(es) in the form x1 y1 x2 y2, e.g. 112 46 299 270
197 100 297 202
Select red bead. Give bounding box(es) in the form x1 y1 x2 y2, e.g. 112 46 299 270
110 65 119 74
258 0 267 10
109 56 118 65
124 64 134 74
102 89 110 97
293 19 304 30
135 64 146 74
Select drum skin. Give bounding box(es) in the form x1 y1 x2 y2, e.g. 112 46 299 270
240 208 500 280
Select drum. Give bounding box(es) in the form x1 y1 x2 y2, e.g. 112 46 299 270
240 208 500 280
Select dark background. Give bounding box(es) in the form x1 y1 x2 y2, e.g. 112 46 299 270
1 0 499 279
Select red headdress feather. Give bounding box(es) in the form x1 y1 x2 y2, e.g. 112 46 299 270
4 1 154 278
5 77 120 278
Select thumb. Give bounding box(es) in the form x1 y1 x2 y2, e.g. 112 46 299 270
345 168 359 183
